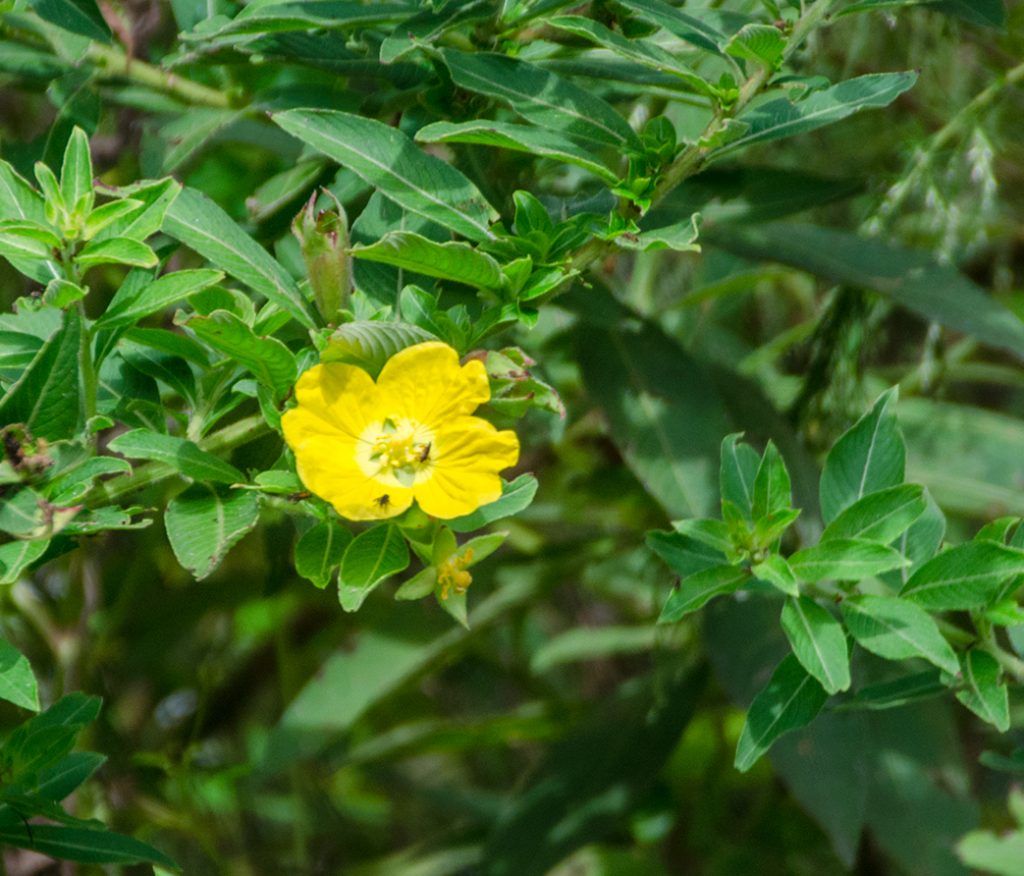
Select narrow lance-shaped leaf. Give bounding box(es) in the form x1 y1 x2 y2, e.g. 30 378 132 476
840 594 959 676
659 565 750 623
752 440 791 520
96 268 224 329
955 649 1010 732
901 541 1024 610
416 120 619 184
717 72 919 156
108 429 245 485
735 654 828 772
29 0 112 42
615 0 725 53
821 483 926 544
440 48 643 152
0 638 40 712
789 539 906 582
272 109 497 243
164 187 315 328
780 596 850 694
719 433 760 520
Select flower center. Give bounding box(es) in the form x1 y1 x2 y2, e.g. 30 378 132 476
363 417 434 486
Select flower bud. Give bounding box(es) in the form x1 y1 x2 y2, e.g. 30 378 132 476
292 191 350 325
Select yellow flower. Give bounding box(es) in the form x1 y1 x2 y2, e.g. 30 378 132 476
282 341 519 521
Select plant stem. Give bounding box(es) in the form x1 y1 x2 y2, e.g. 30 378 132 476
85 42 234 109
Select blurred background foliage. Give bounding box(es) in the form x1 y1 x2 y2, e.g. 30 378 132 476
1 0 1024 873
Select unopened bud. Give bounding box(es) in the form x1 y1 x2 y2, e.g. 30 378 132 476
292 190 350 325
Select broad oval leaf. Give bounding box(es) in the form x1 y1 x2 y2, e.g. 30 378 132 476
819 388 905 523
719 433 760 519
165 485 261 580
294 519 353 589
0 637 40 711
320 320 436 379
350 231 504 291
448 474 538 533
339 523 410 611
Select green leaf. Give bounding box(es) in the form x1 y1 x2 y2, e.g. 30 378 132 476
0 638 40 711
672 518 732 554
957 830 1024 876
0 539 50 585
618 215 702 253
440 49 642 151
93 178 180 243
75 237 157 269
272 109 497 243
789 539 906 582
719 72 919 155
573 316 730 518
841 595 959 675
820 388 904 523
547 15 714 96
164 187 314 328
108 429 244 485
351 231 504 291
0 824 175 868
29 0 112 42
735 655 828 772
96 268 224 329
900 541 1024 610
900 399 1024 517
81 198 144 239
821 484 926 544
415 120 618 184
752 554 799 596
882 488 946 590
842 670 946 711
658 564 750 623
197 1 408 37
781 596 850 694
320 320 436 379
294 519 352 589
59 126 92 215
338 523 410 611
841 0 1006 27
705 223 1024 362
530 625 659 673
955 649 1009 731
180 310 297 400
725 23 786 70
0 309 81 440
719 433 760 520
647 530 723 579
164 485 260 580
447 474 538 533
752 441 791 521
615 0 725 54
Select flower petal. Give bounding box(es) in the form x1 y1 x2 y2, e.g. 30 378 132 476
413 416 519 519
288 362 377 441
375 342 490 426
292 433 413 520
